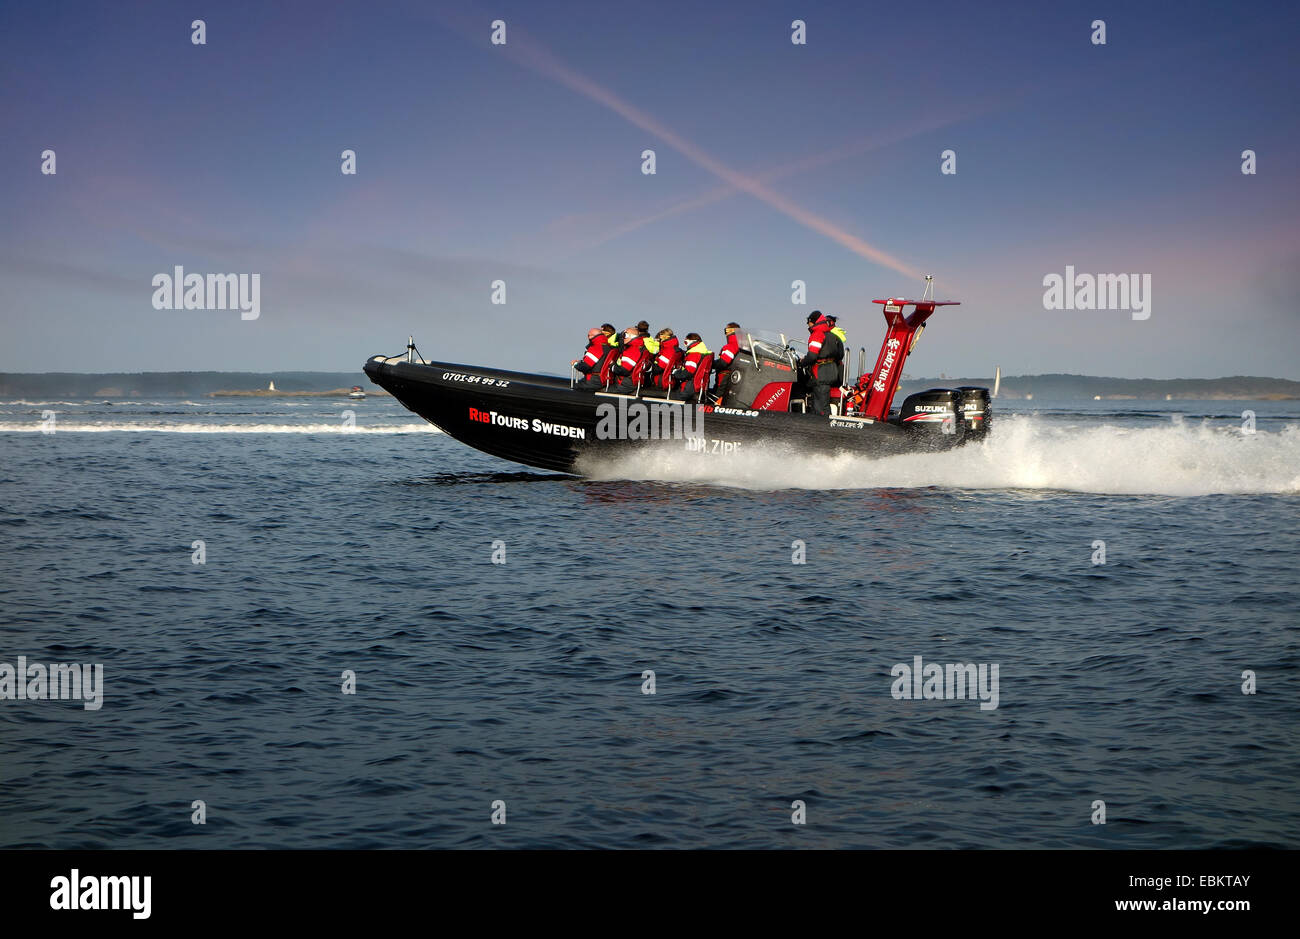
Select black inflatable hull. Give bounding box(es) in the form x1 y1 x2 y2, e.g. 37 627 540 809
363 357 976 474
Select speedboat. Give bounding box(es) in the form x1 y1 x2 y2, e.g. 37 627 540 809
363 284 991 474
348 386 366 399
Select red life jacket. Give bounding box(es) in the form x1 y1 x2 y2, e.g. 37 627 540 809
652 337 683 389
576 335 607 375
805 317 836 379
806 318 830 356
616 336 648 379
682 342 713 394
718 332 740 367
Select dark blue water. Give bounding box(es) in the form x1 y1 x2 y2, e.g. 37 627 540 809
1 396 1298 847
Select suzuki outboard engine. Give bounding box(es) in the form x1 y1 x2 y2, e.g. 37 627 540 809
956 386 991 440
896 386 992 443
897 388 963 439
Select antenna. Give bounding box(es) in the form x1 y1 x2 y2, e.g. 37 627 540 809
921 274 935 301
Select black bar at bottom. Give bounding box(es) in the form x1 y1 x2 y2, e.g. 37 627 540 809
0 849 1283 926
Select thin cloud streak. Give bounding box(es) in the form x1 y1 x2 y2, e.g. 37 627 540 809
511 41 922 278
564 106 997 260
434 9 923 279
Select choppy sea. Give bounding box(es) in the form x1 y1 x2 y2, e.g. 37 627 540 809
1 394 1297 848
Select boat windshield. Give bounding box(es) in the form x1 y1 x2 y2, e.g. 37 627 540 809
748 337 791 361
739 328 798 360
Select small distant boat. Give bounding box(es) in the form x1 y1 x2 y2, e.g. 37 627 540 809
1094 395 1101 400
348 386 367 399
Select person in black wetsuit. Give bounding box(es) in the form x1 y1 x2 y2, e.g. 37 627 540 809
798 311 842 416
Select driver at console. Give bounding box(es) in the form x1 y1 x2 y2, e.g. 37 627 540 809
799 311 842 416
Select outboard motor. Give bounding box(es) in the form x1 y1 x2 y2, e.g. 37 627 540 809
956 386 991 439
897 388 963 439
718 338 798 411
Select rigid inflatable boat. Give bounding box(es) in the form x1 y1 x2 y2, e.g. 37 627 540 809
363 285 990 475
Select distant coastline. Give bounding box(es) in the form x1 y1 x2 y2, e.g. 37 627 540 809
1 370 1297 401
0 371 377 398
896 373 1300 401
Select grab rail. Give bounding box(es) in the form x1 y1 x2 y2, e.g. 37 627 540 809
370 336 425 366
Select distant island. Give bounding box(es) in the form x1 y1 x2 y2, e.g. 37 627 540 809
0 371 1296 400
209 387 389 398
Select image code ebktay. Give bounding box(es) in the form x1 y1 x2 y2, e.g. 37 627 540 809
1 0 1295 925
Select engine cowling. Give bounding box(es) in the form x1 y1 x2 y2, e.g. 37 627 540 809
897 388 963 438
956 386 991 439
896 386 992 442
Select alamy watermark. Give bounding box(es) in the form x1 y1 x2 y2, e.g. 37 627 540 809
595 398 704 440
890 655 999 710
1 656 103 710
50 870 150 919
1043 266 1150 320
151 266 260 320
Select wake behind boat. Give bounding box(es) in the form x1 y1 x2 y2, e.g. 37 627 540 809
363 284 991 475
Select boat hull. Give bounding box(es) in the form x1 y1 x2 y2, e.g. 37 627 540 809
364 357 977 475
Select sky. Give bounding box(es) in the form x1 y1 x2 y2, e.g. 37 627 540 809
1 0 1297 378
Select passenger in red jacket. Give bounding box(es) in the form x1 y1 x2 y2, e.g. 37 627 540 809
711 322 741 400
647 328 683 390
717 323 741 369
572 328 610 390
609 328 648 394
673 333 713 400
